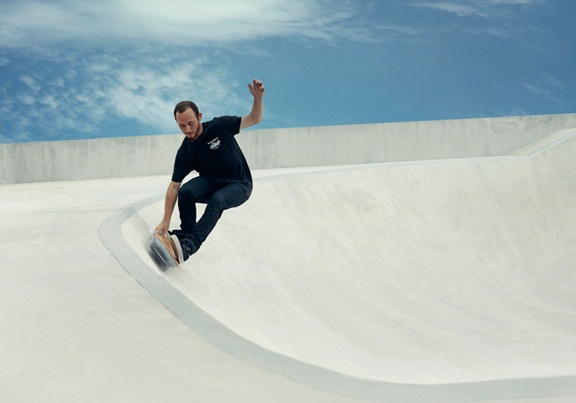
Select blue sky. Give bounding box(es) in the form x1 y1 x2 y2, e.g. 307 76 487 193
0 0 574 143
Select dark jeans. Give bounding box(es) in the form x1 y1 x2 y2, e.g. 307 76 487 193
176 176 252 260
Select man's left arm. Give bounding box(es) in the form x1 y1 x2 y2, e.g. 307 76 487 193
240 79 265 129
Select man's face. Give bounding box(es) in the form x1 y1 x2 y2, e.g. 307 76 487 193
176 108 203 141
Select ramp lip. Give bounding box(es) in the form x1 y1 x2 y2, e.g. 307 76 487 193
507 128 576 157
98 166 576 402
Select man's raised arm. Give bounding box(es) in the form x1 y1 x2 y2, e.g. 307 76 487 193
240 79 265 129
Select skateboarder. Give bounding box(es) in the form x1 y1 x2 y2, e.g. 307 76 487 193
153 79 265 265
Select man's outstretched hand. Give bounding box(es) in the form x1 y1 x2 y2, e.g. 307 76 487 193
248 79 265 98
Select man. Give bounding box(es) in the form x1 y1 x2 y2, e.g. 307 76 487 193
154 79 265 264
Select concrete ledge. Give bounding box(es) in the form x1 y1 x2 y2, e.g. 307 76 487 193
3 113 576 184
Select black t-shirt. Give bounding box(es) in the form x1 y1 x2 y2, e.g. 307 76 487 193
171 116 252 184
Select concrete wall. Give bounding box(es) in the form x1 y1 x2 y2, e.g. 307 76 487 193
2 113 576 184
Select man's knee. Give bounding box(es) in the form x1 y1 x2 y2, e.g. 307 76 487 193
207 192 227 212
178 183 198 202
177 186 188 199
214 184 251 210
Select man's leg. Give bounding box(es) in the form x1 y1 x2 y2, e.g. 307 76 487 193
177 176 217 233
178 180 252 260
194 181 252 245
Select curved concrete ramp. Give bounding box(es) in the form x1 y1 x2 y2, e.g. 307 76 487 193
102 130 576 401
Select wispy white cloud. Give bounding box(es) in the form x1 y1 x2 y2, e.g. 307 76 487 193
106 60 245 132
521 73 569 104
0 0 371 49
411 2 483 17
408 0 548 41
20 75 42 93
410 0 544 19
482 0 542 5
0 54 250 140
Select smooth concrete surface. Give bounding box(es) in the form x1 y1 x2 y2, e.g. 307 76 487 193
100 128 574 401
0 176 363 403
3 113 576 184
1 124 575 402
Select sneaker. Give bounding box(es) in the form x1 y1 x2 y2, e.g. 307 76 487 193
169 229 187 238
170 234 184 264
166 231 199 262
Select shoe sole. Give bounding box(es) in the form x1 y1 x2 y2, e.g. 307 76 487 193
171 234 184 263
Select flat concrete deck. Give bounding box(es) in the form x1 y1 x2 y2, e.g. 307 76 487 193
2 130 576 402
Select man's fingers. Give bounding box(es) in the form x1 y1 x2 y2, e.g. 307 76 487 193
250 79 264 92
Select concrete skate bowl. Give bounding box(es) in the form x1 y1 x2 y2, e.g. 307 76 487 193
101 129 576 402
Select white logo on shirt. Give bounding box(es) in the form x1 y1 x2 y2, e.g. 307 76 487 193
208 137 221 150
